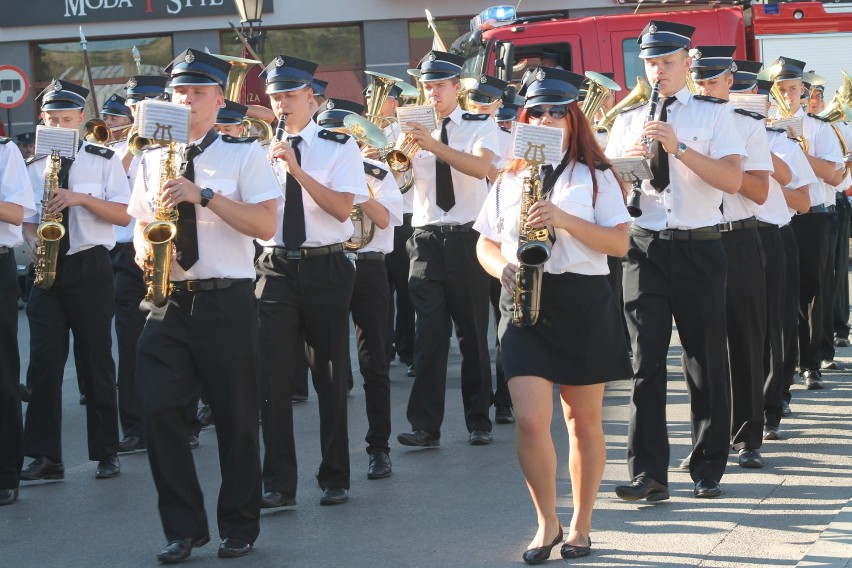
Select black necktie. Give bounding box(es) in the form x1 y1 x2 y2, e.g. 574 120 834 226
283 135 306 250
435 117 455 212
174 129 217 270
650 96 676 192
539 164 554 189
57 156 73 257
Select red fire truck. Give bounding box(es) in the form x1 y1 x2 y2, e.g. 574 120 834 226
454 2 852 100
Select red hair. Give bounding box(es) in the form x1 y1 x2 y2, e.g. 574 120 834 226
504 103 624 202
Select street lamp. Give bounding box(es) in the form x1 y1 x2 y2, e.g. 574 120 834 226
233 0 265 55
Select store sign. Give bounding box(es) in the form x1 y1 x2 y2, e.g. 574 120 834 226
3 0 273 27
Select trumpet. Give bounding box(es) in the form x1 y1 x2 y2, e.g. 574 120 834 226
84 118 111 144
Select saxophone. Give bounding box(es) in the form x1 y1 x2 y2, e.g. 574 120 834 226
512 145 552 327
142 142 178 307
34 151 66 289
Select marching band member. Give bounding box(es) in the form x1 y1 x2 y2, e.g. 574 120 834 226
16 132 35 160
606 21 746 501
215 100 250 138
256 55 368 508
101 94 133 142
397 50 500 448
0 137 35 506
22 80 131 482
475 66 631 562
129 49 279 561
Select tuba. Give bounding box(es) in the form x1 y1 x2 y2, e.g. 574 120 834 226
594 77 651 135
342 113 389 251
512 145 552 327
142 138 179 307
34 151 66 289
581 71 622 123
345 181 377 251
215 53 274 141
364 70 402 134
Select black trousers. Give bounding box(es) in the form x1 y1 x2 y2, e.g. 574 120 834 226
256 249 354 494
386 214 415 364
0 252 23 490
623 229 730 484
791 213 831 371
24 246 118 463
136 281 261 544
606 255 631 348
833 197 851 340
489 277 511 408
819 209 840 362
111 242 146 439
759 226 787 432
351 257 391 454
406 228 492 436
720 228 766 451
780 225 800 407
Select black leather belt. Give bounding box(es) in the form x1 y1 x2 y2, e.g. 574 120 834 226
355 251 385 261
0 246 9 256
718 218 760 232
632 226 721 241
265 243 344 260
807 205 828 214
419 221 475 233
171 278 252 292
826 204 836 213
756 221 778 229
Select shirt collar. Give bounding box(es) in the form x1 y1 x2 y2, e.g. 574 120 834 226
292 119 318 147
443 104 464 126
671 86 692 106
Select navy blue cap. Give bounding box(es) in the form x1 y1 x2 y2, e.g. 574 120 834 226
519 66 584 108
417 50 465 82
39 79 88 111
311 78 329 97
101 94 133 119
165 49 230 88
262 54 318 94
125 75 169 104
16 132 35 144
495 85 522 122
638 20 694 59
731 60 763 92
467 74 509 104
216 100 248 125
689 45 736 81
364 83 402 101
770 56 806 82
756 79 773 97
315 98 365 128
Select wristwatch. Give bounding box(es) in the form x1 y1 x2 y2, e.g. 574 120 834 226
200 187 215 207
673 142 688 160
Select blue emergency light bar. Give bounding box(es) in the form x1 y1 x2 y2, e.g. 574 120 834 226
471 5 516 32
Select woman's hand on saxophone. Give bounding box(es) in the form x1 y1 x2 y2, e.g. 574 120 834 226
161 177 201 208
501 263 519 293
526 200 570 232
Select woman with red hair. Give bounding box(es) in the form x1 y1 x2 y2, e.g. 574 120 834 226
474 67 632 563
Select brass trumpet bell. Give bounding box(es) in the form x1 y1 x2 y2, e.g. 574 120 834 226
343 114 389 150
84 118 111 144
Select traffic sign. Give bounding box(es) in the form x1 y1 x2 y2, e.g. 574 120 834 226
0 65 30 109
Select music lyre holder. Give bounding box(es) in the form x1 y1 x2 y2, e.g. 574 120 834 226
611 157 652 218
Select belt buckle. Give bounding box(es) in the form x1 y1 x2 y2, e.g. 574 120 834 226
659 230 673 241
285 249 302 260
184 281 199 292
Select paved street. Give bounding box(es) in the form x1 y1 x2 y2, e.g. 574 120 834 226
1 306 851 567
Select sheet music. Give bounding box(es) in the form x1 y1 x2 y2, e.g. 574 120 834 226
769 116 804 139
610 156 653 183
396 105 437 132
509 123 564 164
34 126 79 159
137 100 191 144
729 94 769 116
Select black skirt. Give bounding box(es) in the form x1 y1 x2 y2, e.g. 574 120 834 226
498 272 632 385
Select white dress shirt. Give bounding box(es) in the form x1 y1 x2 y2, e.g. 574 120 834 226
827 121 851 194
258 120 369 248
492 126 513 171
606 87 746 231
129 134 281 281
355 158 403 254
475 161 630 275
111 139 139 243
721 106 773 222
758 130 800 226
0 141 36 248
27 142 130 255
411 105 501 226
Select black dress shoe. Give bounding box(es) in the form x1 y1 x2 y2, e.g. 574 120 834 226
614 476 669 502
218 538 252 558
188 434 199 449
261 491 296 509
522 527 563 565
737 449 764 469
118 436 145 453
802 370 825 390
0 488 19 506
834 337 850 347
763 428 780 441
495 406 515 424
157 535 209 564
20 457 64 481
319 487 349 506
694 478 723 498
820 359 837 371
781 400 792 416
197 405 214 429
96 455 120 479
367 451 392 479
561 535 591 559
406 364 415 377
469 430 494 445
397 430 440 447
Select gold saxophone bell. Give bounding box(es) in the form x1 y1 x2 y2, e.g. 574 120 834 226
84 118 111 144
581 71 622 123
35 151 66 289
594 77 651 135
143 141 179 307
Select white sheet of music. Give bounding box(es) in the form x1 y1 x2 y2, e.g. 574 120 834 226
35 125 79 159
770 116 804 139
396 105 437 132
730 93 769 116
509 123 564 164
610 156 653 183
137 100 191 144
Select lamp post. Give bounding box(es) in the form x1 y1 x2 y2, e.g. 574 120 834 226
233 0 265 57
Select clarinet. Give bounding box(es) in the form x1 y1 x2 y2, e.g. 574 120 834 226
626 80 661 218
274 116 286 142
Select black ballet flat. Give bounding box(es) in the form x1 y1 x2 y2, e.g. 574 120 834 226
522 527 563 565
561 535 591 560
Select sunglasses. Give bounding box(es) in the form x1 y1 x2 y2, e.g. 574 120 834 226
527 105 568 120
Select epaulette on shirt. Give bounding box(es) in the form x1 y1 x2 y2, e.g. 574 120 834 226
26 154 47 165
0 137 10 144
766 126 786 134
807 113 831 123
462 113 490 121
617 101 646 115
221 135 258 143
85 144 115 159
734 108 767 121
363 161 388 181
318 129 350 144
693 95 727 104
